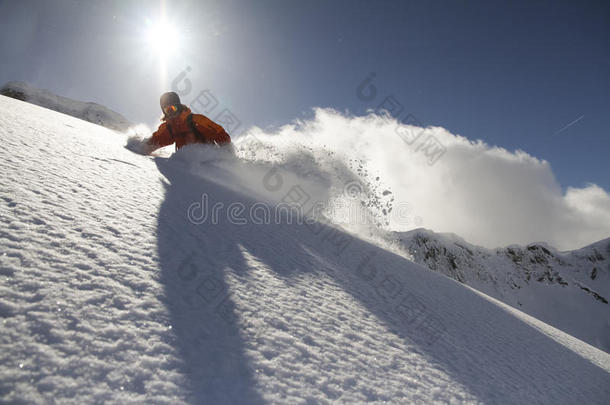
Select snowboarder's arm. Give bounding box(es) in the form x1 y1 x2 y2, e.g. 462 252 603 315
147 123 174 152
192 115 231 145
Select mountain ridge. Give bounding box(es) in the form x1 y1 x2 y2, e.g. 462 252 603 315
389 227 609 351
1 81 132 132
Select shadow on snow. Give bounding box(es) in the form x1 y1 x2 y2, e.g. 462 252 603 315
154 153 609 404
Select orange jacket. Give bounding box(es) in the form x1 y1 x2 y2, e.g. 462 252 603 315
148 106 231 151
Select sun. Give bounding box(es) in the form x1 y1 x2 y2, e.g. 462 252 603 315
140 2 185 90
145 19 180 53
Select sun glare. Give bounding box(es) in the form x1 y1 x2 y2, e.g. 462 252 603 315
141 0 184 90
146 19 179 53
142 12 182 90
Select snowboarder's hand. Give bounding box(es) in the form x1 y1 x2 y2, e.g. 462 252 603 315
125 135 156 155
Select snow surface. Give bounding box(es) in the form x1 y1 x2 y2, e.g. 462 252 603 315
1 95 609 404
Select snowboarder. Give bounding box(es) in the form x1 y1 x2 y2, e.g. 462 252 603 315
145 91 231 153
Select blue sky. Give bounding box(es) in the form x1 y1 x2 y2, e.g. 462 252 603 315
1 0 608 190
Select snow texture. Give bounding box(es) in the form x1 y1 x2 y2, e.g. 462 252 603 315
0 95 609 404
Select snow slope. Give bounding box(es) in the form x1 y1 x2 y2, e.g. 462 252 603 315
1 81 132 132
0 95 609 404
387 228 610 353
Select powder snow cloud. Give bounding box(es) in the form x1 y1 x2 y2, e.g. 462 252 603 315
235 108 610 250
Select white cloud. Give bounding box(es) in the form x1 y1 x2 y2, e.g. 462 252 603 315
235 108 610 250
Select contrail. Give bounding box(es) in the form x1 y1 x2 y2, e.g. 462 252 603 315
555 115 584 134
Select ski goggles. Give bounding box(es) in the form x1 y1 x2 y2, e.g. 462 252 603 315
163 104 179 115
